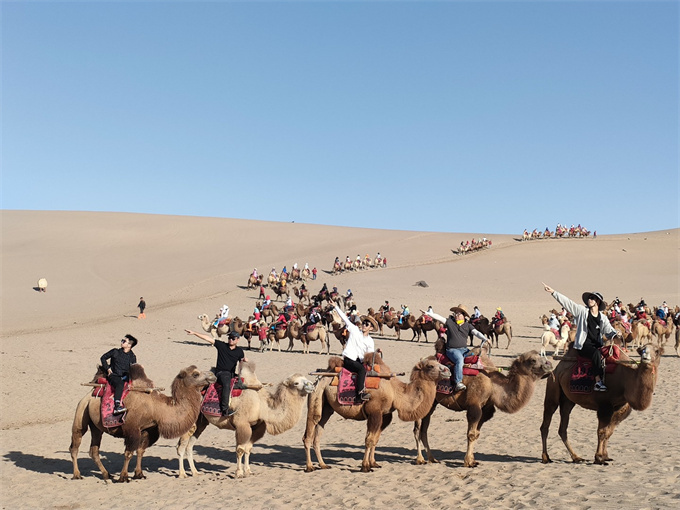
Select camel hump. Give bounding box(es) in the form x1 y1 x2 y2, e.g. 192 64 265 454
129 364 154 389
327 356 344 371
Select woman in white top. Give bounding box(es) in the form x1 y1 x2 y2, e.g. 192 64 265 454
334 304 379 401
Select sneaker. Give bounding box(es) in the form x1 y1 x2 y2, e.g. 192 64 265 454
593 381 607 392
113 403 127 415
454 382 467 392
222 408 237 417
358 391 371 402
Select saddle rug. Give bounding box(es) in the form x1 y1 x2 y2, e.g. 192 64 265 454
435 353 484 394
95 378 131 428
570 345 623 394
333 366 381 406
201 379 244 416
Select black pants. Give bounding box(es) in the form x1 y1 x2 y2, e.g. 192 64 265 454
343 356 366 393
579 341 605 379
108 374 127 402
217 371 235 412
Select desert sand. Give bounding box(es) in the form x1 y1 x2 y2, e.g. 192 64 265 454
1 210 678 509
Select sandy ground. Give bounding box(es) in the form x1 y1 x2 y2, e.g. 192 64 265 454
1 210 678 509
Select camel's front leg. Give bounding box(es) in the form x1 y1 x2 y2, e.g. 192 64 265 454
464 405 482 467
414 405 438 465
117 449 134 483
234 422 253 478
132 447 147 479
595 403 631 464
557 398 583 463
362 412 383 472
304 402 334 472
242 422 266 477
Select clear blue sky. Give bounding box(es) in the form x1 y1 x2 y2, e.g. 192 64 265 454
2 0 678 234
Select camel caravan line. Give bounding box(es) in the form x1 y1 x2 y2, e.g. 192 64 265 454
522 224 592 241
455 237 491 255
332 253 387 274
70 333 666 481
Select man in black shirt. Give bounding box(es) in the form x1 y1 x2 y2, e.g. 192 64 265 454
100 334 139 415
185 329 247 416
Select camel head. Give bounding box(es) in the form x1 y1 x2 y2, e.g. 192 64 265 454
412 358 451 382
637 343 663 365
174 365 217 392
284 374 315 395
512 351 553 379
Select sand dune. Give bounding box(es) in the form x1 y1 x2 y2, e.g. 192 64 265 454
1 210 678 509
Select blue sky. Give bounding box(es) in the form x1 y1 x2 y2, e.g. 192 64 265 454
2 0 678 234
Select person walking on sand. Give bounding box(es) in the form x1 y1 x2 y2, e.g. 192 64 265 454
100 334 139 415
543 283 620 391
185 329 247 416
137 297 146 319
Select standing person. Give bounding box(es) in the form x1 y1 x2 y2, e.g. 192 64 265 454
259 285 266 300
100 334 139 415
137 297 146 319
312 267 317 280
334 304 380 401
424 306 488 392
184 329 247 416
543 283 620 391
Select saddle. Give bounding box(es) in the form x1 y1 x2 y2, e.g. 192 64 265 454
434 353 484 394
92 378 131 428
332 365 381 405
200 379 245 416
570 345 623 394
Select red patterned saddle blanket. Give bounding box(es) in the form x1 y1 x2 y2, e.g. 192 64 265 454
570 345 623 394
332 365 381 406
200 379 245 416
91 378 131 428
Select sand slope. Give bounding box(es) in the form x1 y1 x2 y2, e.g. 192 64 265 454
1 211 678 509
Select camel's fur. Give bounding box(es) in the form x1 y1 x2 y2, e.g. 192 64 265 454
70 365 216 482
177 363 314 478
303 355 451 473
540 344 663 465
414 348 552 467
197 313 229 338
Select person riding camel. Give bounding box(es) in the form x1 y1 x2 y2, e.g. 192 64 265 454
398 304 410 325
470 306 482 326
548 313 561 338
420 306 434 324
213 304 230 329
492 307 505 327
262 295 272 309
635 300 648 320
251 268 258 278
380 300 390 317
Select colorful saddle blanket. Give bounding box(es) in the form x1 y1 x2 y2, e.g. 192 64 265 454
332 366 381 406
200 379 245 416
434 353 484 394
93 378 131 428
570 345 623 394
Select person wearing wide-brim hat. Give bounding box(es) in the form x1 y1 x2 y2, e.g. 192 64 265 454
543 283 620 392
423 304 488 392
334 304 382 402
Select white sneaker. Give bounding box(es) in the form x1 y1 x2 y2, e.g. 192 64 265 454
454 382 467 392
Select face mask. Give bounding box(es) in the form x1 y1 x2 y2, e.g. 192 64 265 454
456 319 464 325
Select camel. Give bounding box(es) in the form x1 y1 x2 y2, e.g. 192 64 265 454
493 320 513 349
630 320 652 348
303 356 451 473
414 342 553 467
230 317 257 350
395 314 418 341
413 316 443 343
257 301 279 324
260 322 290 352
650 319 674 346
197 313 230 338
540 344 663 465
70 365 216 482
293 285 311 305
287 320 329 354
540 324 568 357
273 283 289 301
246 274 262 289
611 320 633 350
177 363 315 478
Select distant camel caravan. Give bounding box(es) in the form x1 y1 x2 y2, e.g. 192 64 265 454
70 364 216 482
456 238 491 255
331 254 387 274
522 224 591 241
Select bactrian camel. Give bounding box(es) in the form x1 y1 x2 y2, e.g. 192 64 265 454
414 343 552 468
198 313 229 338
70 365 216 482
540 344 663 465
303 356 451 473
177 363 314 478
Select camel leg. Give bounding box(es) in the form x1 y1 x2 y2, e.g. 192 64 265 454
303 401 334 472
599 404 631 462
132 428 157 479
235 422 253 478
463 405 482 467
362 412 383 472
368 413 393 468
556 396 583 463
178 418 208 478
540 377 560 464
242 421 267 476
70 406 91 480
413 403 438 465
117 449 134 483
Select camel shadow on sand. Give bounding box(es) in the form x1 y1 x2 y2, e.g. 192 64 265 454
5 447 181 479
